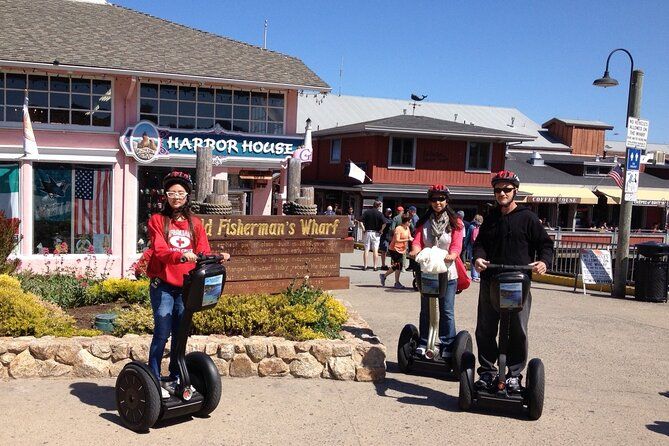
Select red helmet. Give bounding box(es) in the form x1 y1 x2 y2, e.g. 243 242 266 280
427 184 450 198
491 170 520 188
163 171 193 193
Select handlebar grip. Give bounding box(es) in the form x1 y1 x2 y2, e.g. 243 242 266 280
486 263 534 271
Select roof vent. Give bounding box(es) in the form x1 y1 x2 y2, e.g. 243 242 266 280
403 109 407 115
528 151 545 166
508 117 515 127
454 113 458 122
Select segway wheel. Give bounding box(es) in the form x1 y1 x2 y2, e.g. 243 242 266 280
526 357 545 420
186 351 222 417
397 324 419 373
458 351 476 411
115 364 161 432
451 330 473 376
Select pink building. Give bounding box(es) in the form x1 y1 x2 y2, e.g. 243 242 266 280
0 0 329 276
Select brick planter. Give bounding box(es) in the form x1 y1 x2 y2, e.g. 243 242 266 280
0 302 385 382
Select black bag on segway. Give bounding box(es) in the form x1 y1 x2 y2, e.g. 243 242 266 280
490 271 530 312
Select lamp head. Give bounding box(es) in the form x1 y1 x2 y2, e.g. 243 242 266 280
593 70 619 88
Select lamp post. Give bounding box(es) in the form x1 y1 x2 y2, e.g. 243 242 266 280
593 48 644 298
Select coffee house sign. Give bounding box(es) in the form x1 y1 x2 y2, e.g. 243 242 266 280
120 121 305 164
527 196 581 204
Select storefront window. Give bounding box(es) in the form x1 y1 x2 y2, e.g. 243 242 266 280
0 72 112 128
33 163 112 254
139 83 285 134
136 166 197 253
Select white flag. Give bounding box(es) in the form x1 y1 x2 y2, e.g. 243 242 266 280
23 94 38 158
347 161 366 183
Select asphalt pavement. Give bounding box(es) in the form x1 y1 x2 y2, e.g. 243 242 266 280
1 251 668 445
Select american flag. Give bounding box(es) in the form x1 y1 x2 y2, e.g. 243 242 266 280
607 163 624 189
74 168 111 235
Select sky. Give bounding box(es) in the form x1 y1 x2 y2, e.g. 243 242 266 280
112 0 669 143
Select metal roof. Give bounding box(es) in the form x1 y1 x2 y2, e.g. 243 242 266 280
605 140 669 154
312 115 535 142
0 0 329 91
298 94 569 150
542 118 613 129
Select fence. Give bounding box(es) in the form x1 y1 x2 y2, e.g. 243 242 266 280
548 240 638 285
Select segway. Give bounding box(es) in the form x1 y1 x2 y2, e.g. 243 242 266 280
458 264 545 420
115 254 226 432
397 264 472 378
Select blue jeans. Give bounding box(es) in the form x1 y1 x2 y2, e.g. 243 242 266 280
148 279 185 381
418 275 457 351
471 260 480 280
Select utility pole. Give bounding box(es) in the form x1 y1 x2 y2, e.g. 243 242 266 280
612 69 644 297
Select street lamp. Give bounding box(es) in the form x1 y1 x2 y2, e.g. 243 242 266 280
593 48 644 298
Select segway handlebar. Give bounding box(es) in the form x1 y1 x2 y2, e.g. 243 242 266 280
485 263 535 272
180 253 227 264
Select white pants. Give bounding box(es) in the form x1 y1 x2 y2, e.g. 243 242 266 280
364 231 380 251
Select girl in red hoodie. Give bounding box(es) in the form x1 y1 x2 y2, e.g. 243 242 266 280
146 171 229 396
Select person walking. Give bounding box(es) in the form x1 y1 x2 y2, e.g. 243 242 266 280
457 210 471 263
469 214 483 281
146 171 230 398
379 208 394 270
380 214 413 288
472 170 553 393
409 185 464 359
360 200 385 271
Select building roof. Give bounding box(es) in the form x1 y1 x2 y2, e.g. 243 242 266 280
0 0 329 91
299 94 570 150
605 140 669 154
312 115 535 142
542 118 613 130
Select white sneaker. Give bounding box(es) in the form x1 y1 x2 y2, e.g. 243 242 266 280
414 345 426 356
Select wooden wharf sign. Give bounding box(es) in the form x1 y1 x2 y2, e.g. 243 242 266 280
201 215 353 294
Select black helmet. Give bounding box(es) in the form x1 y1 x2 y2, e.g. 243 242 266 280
163 171 193 194
491 170 520 188
427 184 450 198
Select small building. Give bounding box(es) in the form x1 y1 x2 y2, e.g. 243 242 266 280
0 0 328 276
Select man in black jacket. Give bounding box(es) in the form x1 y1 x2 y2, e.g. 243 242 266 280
472 170 554 393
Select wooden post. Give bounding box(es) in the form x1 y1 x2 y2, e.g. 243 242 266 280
195 144 213 202
300 186 314 205
213 178 228 195
287 158 301 203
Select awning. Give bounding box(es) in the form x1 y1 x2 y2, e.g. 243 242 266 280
518 184 599 205
595 186 669 207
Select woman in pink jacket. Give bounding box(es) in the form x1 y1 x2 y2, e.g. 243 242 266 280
409 185 464 359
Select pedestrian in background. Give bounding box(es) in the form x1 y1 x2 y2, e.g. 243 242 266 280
469 214 483 282
379 208 393 270
457 210 471 263
380 214 413 288
360 200 385 271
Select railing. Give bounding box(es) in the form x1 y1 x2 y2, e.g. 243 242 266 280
548 240 638 285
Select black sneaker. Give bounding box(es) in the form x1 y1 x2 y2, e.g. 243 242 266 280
474 372 496 391
505 375 523 393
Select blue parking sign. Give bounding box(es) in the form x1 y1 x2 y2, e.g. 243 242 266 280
626 148 641 171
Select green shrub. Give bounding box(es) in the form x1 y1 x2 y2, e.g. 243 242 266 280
16 272 97 308
112 304 154 336
0 278 100 337
87 278 149 306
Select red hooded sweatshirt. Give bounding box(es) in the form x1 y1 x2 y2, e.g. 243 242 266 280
146 213 211 287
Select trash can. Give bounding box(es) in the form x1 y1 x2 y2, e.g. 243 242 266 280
634 242 669 303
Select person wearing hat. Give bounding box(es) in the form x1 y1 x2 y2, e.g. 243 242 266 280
146 171 230 398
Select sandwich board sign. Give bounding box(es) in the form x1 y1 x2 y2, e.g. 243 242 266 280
574 249 613 295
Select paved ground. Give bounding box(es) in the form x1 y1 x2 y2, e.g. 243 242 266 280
2 251 668 445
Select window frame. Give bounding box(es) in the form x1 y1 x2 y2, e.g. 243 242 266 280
0 70 114 131
330 139 341 164
465 141 493 172
138 83 286 134
387 136 416 170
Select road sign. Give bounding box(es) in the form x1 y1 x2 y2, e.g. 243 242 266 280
625 170 639 194
626 147 641 171
626 117 649 150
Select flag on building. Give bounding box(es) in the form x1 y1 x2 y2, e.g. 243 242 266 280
607 163 624 188
23 93 38 158
346 161 367 183
74 168 111 235
0 164 19 218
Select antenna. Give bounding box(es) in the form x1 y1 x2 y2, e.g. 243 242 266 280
263 19 268 49
338 56 343 96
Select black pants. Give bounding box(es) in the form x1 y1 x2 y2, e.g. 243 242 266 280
474 278 532 378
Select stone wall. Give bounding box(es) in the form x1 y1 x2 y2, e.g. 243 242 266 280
0 303 385 382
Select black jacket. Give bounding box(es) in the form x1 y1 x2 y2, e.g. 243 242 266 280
472 206 553 279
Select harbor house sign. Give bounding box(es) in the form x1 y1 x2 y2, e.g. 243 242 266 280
120 121 305 164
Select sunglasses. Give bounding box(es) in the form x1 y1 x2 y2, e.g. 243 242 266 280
429 196 448 202
166 191 188 198
494 187 516 194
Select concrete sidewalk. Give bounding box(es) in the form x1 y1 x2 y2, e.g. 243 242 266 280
1 252 668 445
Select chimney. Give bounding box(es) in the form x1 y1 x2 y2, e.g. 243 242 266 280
528 151 545 166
